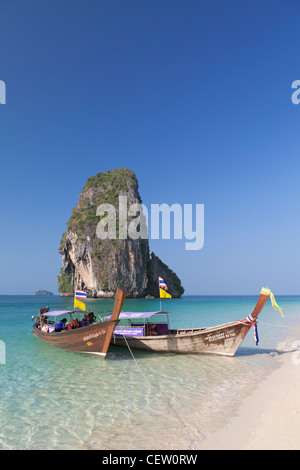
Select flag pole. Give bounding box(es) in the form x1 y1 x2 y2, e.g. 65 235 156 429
73 264 76 310
158 277 162 311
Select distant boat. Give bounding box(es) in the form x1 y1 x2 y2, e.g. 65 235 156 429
107 287 283 357
32 287 126 357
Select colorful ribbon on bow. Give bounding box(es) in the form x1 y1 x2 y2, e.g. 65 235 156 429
238 314 259 346
261 287 284 318
270 291 284 318
238 289 284 347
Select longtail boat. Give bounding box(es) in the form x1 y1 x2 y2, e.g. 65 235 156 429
32 287 126 357
108 287 284 357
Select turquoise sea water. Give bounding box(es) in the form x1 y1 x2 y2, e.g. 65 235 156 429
0 294 299 450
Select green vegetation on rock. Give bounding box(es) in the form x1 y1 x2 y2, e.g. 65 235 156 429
57 268 73 293
65 168 141 238
155 255 185 296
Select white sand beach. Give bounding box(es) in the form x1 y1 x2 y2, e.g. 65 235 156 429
200 349 300 450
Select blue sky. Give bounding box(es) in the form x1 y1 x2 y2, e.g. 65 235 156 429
0 0 300 295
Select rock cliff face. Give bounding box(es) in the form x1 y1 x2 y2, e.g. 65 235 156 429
146 252 185 298
58 168 184 298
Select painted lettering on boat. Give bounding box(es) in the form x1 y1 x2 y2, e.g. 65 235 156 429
83 330 106 342
205 331 236 342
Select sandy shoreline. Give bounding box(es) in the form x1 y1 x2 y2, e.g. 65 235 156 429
199 347 300 450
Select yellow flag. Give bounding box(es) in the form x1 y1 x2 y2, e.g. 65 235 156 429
74 298 86 311
160 288 172 299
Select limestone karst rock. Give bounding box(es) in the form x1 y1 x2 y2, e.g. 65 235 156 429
58 168 184 298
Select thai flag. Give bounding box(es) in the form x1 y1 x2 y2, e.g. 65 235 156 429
159 277 168 291
75 290 88 299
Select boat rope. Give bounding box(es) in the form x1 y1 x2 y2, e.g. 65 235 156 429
121 334 153 391
121 333 201 444
258 321 299 330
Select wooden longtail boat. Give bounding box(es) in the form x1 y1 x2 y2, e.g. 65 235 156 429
108 288 282 357
32 287 126 357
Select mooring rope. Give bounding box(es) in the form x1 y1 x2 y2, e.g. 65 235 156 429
116 311 190 430
258 321 300 330
121 333 201 444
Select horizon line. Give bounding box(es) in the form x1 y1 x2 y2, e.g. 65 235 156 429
0 293 298 297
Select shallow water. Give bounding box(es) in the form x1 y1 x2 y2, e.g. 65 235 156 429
0 294 299 449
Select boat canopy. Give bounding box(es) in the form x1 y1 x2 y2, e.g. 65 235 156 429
41 310 72 317
104 311 170 320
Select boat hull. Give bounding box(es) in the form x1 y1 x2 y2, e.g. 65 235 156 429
32 287 127 357
33 320 117 356
111 320 252 356
111 287 272 356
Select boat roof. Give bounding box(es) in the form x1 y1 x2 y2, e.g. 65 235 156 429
41 310 73 317
104 311 170 320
